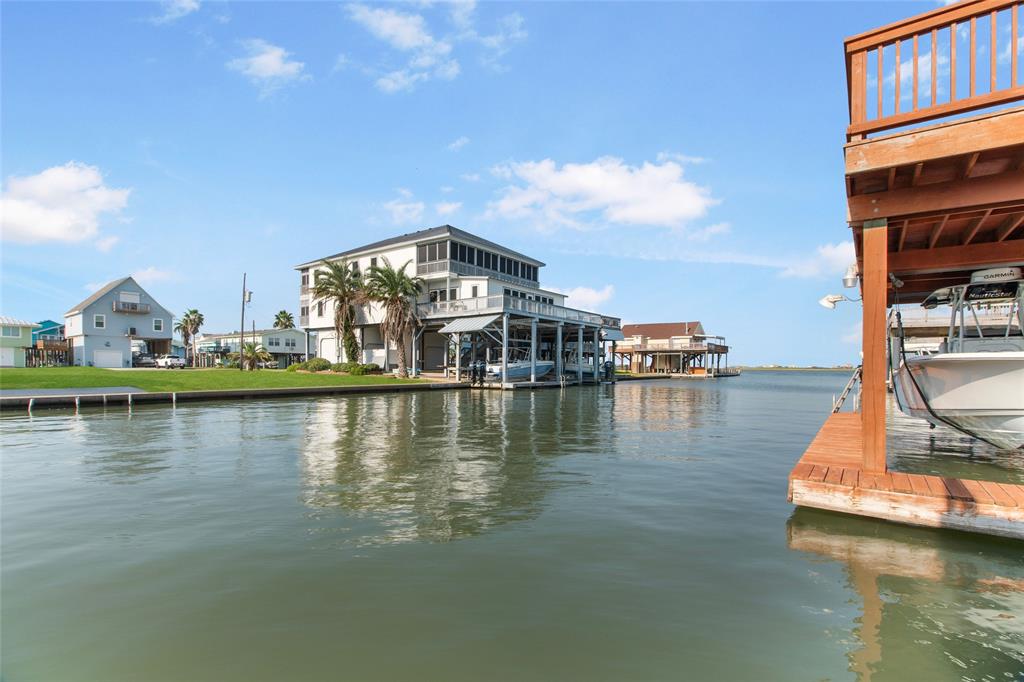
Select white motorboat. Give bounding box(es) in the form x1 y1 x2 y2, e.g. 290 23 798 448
891 267 1024 451
486 360 554 381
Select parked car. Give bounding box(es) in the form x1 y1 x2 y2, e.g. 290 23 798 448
132 353 157 368
155 355 187 369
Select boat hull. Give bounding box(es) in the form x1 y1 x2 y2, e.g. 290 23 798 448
486 361 554 381
893 351 1024 450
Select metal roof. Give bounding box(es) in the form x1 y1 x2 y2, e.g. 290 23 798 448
0 317 40 328
438 314 501 334
602 328 626 341
294 225 545 269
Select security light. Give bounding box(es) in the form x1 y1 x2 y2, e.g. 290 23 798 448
842 264 859 289
818 294 849 310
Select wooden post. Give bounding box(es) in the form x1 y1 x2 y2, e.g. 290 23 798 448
501 314 509 386
862 219 888 474
556 323 563 378
529 317 537 383
576 326 583 384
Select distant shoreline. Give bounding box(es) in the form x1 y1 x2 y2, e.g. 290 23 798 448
737 366 853 372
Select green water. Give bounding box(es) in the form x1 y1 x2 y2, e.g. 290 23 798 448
2 372 1022 681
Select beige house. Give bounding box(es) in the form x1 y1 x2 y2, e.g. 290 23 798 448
614 322 733 376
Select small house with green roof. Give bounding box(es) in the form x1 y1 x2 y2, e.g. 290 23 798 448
1 317 40 367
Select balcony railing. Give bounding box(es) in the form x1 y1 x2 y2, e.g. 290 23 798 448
417 294 620 328
112 301 151 314
846 0 1023 138
415 260 539 288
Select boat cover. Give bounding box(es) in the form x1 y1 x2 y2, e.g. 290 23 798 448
439 314 501 334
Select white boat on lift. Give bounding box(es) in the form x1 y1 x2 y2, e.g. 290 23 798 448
486 350 554 381
890 267 1024 451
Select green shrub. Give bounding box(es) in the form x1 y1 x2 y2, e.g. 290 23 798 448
305 358 331 372
348 363 382 376
286 363 302 372
330 363 347 373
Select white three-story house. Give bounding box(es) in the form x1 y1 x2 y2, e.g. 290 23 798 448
295 225 622 381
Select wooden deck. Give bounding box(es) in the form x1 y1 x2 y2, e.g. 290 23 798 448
788 413 1024 540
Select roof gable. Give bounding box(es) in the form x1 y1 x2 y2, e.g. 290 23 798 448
621 321 704 338
64 276 173 318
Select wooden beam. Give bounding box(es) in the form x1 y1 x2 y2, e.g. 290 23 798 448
861 221 888 474
962 152 980 179
911 162 924 186
997 213 1024 241
847 85 1024 137
848 170 1024 221
844 108 1024 175
928 214 949 248
887 167 896 191
962 208 992 244
888 240 1024 274
844 0 1018 53
897 221 908 251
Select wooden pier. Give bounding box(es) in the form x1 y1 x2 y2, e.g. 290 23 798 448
788 413 1024 539
789 0 1024 539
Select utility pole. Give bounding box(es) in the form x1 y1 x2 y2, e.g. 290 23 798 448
240 273 246 371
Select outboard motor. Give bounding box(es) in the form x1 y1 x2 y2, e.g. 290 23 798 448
603 360 614 381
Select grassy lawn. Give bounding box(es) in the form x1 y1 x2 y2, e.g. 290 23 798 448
0 367 420 392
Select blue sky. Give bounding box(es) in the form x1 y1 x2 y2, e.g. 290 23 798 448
1 1 940 365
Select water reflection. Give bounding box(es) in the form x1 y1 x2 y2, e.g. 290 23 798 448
887 397 1024 484
299 387 618 544
787 509 1024 679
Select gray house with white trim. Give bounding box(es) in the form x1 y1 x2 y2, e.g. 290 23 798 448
65 277 174 368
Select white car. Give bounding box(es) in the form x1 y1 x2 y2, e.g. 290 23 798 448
155 355 187 369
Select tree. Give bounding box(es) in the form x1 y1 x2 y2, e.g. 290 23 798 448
310 259 363 363
363 257 422 378
175 309 204 367
229 341 272 371
274 310 295 329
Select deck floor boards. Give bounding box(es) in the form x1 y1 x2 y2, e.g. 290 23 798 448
788 412 1024 539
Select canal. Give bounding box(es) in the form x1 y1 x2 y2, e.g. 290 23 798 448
2 371 1022 680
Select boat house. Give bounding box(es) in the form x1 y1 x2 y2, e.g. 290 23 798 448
295 225 622 385
788 0 1024 539
613 322 734 376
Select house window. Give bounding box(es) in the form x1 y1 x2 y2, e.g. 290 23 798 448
301 273 309 287
300 306 309 317
153 319 164 332
269 337 280 347
513 261 521 278
317 301 324 316
467 246 475 265
450 288 457 301
370 257 377 268
471 285 478 298
1 326 21 338
351 262 359 273
94 314 106 329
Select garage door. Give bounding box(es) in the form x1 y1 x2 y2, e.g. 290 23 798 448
93 350 123 368
0 348 14 367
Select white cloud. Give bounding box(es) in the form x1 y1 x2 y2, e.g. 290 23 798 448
132 266 175 285
435 201 462 216
687 222 730 242
550 284 615 311
95 235 120 252
440 185 455 193
447 136 470 151
227 39 309 97
449 0 476 30
0 162 130 245
460 173 481 182
487 156 716 231
781 241 855 278
383 190 425 225
476 13 527 63
151 0 199 24
657 151 707 165
348 3 458 93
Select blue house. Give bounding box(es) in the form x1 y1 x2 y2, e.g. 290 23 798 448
32 319 65 344
65 276 174 368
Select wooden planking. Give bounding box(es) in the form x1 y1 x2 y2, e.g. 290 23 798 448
848 170 1024 222
844 108 1024 175
887 239 1024 274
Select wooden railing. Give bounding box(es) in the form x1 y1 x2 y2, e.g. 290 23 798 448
846 0 1023 138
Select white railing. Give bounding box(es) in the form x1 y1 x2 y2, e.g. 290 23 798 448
616 339 728 352
417 295 619 327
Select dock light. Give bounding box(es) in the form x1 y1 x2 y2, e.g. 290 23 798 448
842 264 859 289
818 294 849 310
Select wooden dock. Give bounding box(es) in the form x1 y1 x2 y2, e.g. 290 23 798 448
788 413 1024 540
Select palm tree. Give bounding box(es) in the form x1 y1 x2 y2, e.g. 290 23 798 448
363 257 423 377
274 310 295 329
311 259 363 363
230 341 272 371
175 309 204 367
